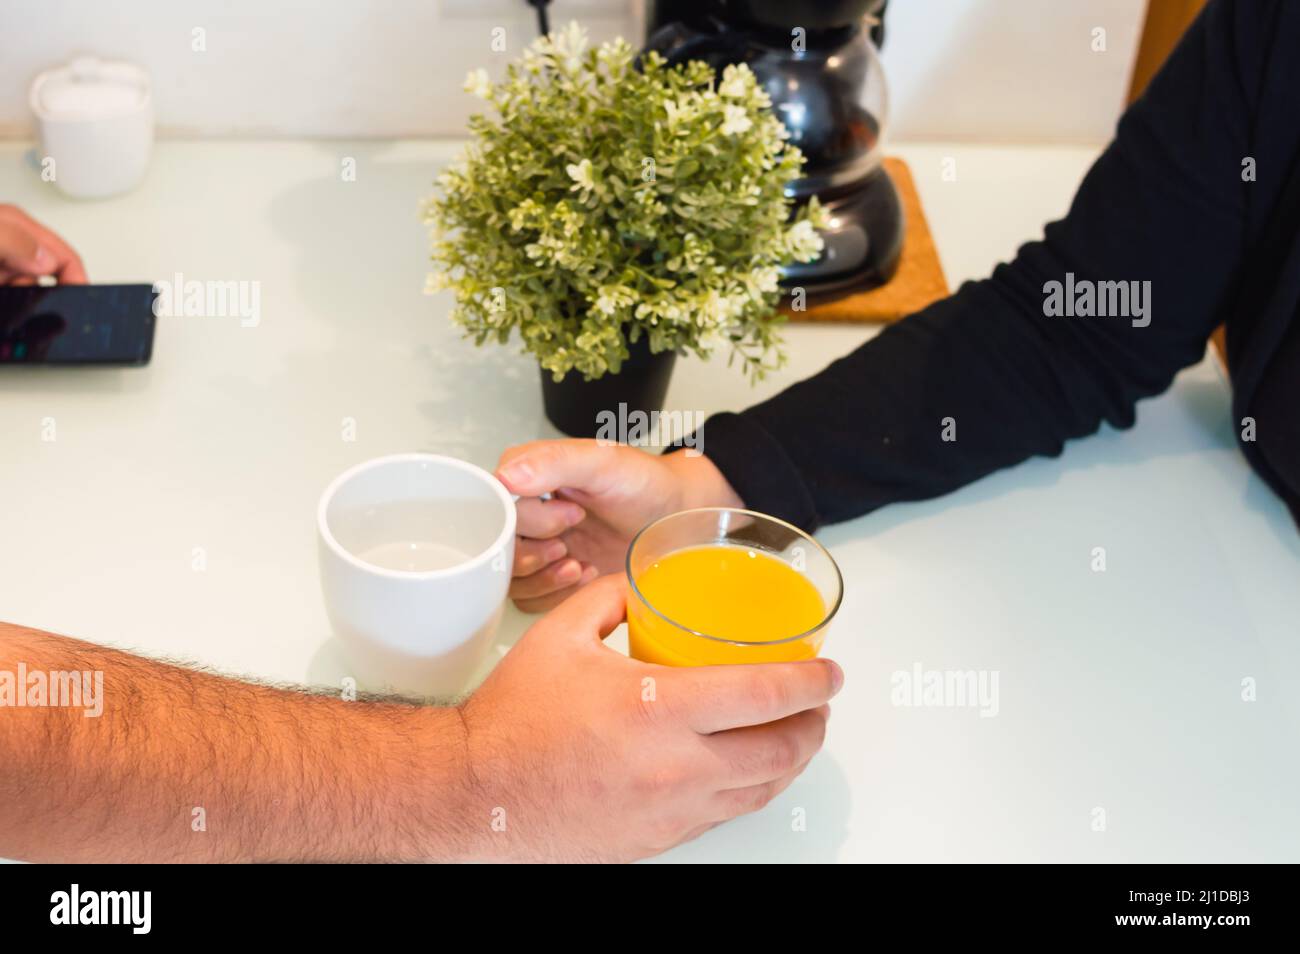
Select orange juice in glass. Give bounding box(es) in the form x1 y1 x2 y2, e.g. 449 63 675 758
626 508 842 666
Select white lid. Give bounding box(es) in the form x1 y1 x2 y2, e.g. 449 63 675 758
30 57 151 121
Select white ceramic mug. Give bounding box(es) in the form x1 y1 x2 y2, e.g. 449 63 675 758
317 454 516 697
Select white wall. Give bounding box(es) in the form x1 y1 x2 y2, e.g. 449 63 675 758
0 0 1144 143
879 0 1145 143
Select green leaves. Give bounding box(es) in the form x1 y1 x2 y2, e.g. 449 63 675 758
425 23 823 382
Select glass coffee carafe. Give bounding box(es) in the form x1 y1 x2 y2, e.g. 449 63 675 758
645 0 903 297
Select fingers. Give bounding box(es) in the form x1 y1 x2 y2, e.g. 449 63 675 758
674 820 722 850
510 557 595 600
712 755 814 821
55 250 88 283
509 553 600 621
512 589 581 614
497 439 617 499
0 206 87 283
533 572 627 642
512 537 568 578
30 223 87 282
514 496 585 539
700 705 829 789
508 496 591 611
671 658 844 734
0 221 47 276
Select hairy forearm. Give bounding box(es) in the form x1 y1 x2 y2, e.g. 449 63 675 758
0 623 475 862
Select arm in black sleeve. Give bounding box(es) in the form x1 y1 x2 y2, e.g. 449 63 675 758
699 0 1277 530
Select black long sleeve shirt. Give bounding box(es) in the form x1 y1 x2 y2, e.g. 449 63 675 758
697 0 1300 533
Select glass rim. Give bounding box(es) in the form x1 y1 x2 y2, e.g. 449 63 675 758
625 506 844 648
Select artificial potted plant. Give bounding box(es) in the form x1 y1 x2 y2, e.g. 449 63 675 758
424 23 826 437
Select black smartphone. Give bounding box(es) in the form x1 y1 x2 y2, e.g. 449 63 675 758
0 284 157 366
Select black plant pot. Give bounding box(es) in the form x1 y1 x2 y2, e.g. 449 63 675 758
540 335 677 438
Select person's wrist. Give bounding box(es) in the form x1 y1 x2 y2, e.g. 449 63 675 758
379 703 485 862
666 449 745 511
451 697 532 862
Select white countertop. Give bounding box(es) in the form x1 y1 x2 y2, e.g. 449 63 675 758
2 140 1298 863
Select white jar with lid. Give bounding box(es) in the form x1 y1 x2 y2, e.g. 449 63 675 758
29 57 153 200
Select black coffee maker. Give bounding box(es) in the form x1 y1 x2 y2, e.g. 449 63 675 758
644 0 902 298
